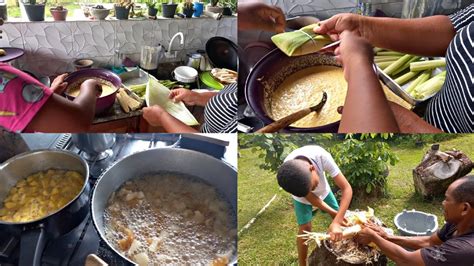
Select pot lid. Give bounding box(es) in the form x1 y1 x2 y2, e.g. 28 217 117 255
205 37 238 71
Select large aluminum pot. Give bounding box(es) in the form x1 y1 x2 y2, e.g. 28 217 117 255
0 149 90 266
91 148 237 264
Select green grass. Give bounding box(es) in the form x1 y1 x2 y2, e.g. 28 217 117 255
238 135 474 265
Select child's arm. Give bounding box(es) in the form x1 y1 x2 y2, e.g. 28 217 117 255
25 79 100 132
329 173 353 241
305 193 338 218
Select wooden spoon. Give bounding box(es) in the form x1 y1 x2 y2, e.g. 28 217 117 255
257 92 327 133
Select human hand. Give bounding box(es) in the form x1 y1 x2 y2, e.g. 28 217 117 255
314 13 364 41
334 31 374 79
169 88 200 105
142 105 167 126
80 79 102 97
328 222 344 242
238 2 286 33
364 221 388 239
50 73 68 94
354 227 377 245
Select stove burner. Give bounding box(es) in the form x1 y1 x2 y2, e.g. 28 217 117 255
81 149 113 161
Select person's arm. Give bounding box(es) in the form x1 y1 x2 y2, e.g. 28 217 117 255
305 193 338 217
142 105 198 133
316 14 455 57
365 221 443 250
25 79 100 132
329 173 352 227
336 32 400 133
356 228 425 266
386 233 443 250
238 2 286 33
169 89 216 107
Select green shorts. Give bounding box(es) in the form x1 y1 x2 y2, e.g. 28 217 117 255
293 191 339 225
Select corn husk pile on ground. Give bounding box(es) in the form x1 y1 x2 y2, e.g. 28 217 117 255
302 207 390 266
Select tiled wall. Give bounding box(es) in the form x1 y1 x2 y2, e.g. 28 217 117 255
240 0 472 19
0 17 237 77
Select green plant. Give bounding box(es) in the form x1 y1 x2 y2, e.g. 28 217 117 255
219 0 235 10
328 135 399 196
22 0 46 5
183 0 193 9
116 0 133 8
146 0 156 8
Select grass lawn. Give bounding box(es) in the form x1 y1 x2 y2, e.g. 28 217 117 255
238 134 474 265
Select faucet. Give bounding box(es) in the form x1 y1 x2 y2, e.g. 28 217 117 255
165 32 184 59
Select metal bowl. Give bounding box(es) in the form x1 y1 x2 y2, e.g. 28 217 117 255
91 148 237 264
64 68 121 115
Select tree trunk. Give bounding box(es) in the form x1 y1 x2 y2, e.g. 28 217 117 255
307 241 387 266
413 144 473 199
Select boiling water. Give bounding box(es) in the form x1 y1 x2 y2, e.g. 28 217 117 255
103 173 236 265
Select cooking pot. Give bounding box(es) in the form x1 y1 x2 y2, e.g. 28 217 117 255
64 68 121 115
0 149 90 266
245 49 342 132
91 148 237 264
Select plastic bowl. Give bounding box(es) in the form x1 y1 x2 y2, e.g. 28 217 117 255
174 66 198 83
394 209 438 236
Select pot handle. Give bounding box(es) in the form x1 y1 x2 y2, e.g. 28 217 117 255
19 226 47 266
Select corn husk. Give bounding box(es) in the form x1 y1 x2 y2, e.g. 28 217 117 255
271 24 333 57
145 75 199 126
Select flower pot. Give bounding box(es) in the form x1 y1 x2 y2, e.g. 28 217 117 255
148 6 157 17
206 4 223 13
222 6 232 16
114 5 130 20
183 8 193 18
0 5 8 21
50 8 68 21
24 4 45 21
91 7 110 20
161 3 177 18
193 2 203 17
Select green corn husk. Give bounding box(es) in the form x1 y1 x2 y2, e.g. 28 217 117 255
271 24 333 57
412 71 447 100
391 56 422 76
394 71 420 86
410 59 446 72
374 56 402 63
406 69 431 94
383 54 414 76
376 61 397 70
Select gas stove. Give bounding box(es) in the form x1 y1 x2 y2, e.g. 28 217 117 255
0 133 236 266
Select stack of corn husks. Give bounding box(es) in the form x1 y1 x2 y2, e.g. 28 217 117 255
374 48 447 100
116 88 143 113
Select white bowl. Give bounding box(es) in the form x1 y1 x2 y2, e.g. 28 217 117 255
174 66 198 83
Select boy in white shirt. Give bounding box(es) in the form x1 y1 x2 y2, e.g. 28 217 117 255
277 145 353 266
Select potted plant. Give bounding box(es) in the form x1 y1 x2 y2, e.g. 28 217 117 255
91 5 110 20
219 0 235 16
115 0 133 20
206 0 222 13
50 5 67 21
23 0 46 21
146 0 157 17
182 0 193 18
161 0 177 18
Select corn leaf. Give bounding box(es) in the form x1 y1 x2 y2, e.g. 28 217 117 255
145 75 199 126
271 24 333 57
